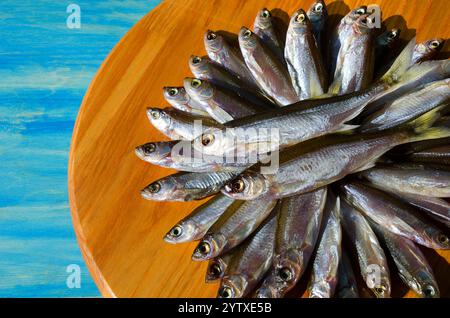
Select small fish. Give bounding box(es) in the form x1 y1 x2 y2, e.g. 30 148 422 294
146 107 221 140
217 211 278 298
408 145 450 165
285 9 328 99
340 198 391 298
141 170 241 202
163 194 237 244
361 163 450 198
183 77 266 123
329 6 367 78
370 221 440 298
412 38 444 65
191 197 277 261
329 14 376 95
386 136 450 158
340 181 450 249
307 0 328 52
308 195 342 298
205 253 234 283
253 8 285 64
204 30 257 90
189 55 274 108
360 78 450 132
335 249 360 298
222 109 450 200
162 86 209 116
374 29 401 73
256 189 327 298
239 27 299 106
135 140 247 172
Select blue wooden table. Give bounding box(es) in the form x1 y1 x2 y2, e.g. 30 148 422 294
0 0 160 297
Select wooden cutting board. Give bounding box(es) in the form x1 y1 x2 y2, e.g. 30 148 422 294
68 0 450 298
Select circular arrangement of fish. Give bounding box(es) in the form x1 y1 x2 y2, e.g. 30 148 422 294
135 1 450 298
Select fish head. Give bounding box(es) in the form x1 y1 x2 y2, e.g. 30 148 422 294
289 9 311 34
371 275 391 298
141 175 184 201
255 279 282 298
414 270 440 298
205 258 227 283
189 55 209 76
254 8 272 30
218 275 248 298
191 127 233 157
238 27 258 51
183 77 214 101
343 5 367 25
191 233 227 261
384 28 401 46
135 141 177 164
416 38 445 57
146 107 172 134
353 14 376 35
163 219 199 244
222 171 268 200
433 230 450 249
204 30 224 53
307 1 327 23
273 250 304 286
163 87 189 106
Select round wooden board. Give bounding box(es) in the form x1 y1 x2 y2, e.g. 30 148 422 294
69 0 450 298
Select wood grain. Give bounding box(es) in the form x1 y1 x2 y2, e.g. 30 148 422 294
68 0 450 298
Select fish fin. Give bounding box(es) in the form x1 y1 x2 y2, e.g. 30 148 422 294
336 124 360 134
406 105 450 143
381 37 416 83
354 160 378 173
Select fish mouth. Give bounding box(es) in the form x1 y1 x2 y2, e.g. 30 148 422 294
134 146 146 161
255 285 279 298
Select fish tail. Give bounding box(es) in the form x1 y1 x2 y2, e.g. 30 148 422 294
405 105 450 143
381 37 416 84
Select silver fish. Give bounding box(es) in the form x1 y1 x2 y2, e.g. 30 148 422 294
360 79 450 132
408 145 450 166
191 197 277 261
239 27 299 106
412 38 444 65
340 181 450 250
222 110 450 200
163 194 237 244
217 211 278 298
307 0 327 52
340 198 391 298
329 14 376 95
183 77 266 124
162 86 209 116
254 8 285 64
285 9 328 99
206 253 234 283
146 107 221 140
256 188 327 298
141 170 241 202
189 55 274 107
370 221 440 298
329 6 367 77
336 249 360 298
308 195 342 298
204 30 257 89
361 163 450 198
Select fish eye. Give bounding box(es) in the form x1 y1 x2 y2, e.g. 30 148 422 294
147 182 161 193
356 7 366 15
150 110 161 120
143 143 156 155
429 40 441 49
388 30 398 39
295 13 306 23
423 285 436 298
261 9 271 18
191 79 202 88
201 134 215 147
168 88 179 96
229 179 245 193
192 56 202 64
219 286 233 298
438 234 449 245
196 241 211 255
314 3 323 12
208 263 222 277
207 32 217 41
374 284 386 296
278 267 293 282
243 29 252 38
169 225 183 238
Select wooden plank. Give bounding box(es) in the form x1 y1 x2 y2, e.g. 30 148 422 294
68 0 450 298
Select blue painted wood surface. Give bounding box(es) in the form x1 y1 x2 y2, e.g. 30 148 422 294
0 0 161 297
